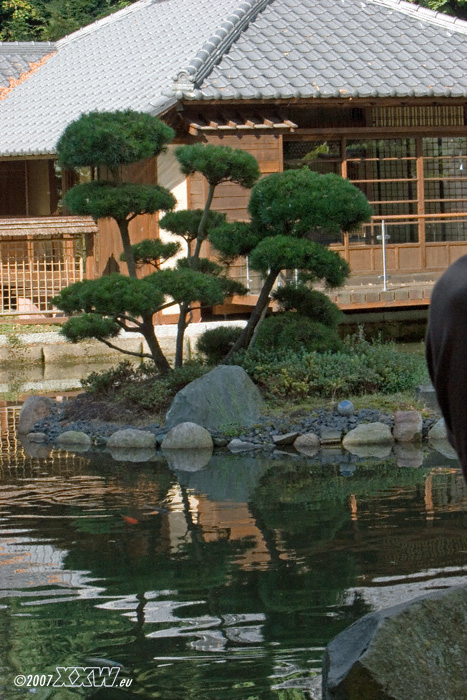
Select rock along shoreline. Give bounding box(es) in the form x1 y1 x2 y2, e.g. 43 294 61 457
19 393 449 465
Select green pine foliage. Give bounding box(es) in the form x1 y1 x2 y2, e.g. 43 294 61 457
175 143 260 189
53 274 166 318
210 168 372 358
248 236 350 284
121 239 181 269
64 181 176 221
196 326 244 364
253 314 343 354
57 110 174 173
272 284 344 328
59 313 121 341
247 169 373 241
159 209 226 244
209 221 261 263
54 123 256 370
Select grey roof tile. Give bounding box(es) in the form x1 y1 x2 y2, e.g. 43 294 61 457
2 0 467 157
0 42 55 88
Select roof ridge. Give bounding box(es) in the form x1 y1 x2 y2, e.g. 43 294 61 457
369 0 467 36
0 41 56 51
172 0 272 94
56 0 155 48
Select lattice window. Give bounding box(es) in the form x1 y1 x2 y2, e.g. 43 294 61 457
373 105 465 128
0 236 84 314
423 137 467 241
346 139 418 243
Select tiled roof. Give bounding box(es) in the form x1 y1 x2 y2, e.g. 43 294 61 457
0 0 244 156
1 0 467 157
185 0 467 101
0 42 55 88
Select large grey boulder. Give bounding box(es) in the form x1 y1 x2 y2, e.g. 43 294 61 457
18 396 55 434
164 365 263 432
393 410 423 443
342 422 394 448
161 422 213 450
323 585 467 700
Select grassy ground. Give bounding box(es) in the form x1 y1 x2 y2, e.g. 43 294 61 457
261 390 435 419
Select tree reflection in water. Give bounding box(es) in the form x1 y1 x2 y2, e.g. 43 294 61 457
0 405 466 699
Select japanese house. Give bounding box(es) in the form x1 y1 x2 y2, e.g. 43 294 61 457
1 0 467 316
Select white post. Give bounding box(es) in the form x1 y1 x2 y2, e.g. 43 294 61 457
381 219 388 292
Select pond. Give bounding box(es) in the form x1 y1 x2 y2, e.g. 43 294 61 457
1 406 467 700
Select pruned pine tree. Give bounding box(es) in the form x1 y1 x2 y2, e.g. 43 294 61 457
209 168 373 359
157 143 261 367
53 115 258 371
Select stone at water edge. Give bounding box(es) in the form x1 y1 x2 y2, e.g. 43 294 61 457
272 432 300 446
18 395 55 435
164 365 263 432
56 431 92 450
293 433 320 456
107 429 156 449
342 422 394 447
161 422 213 450
428 418 448 441
227 438 260 453
393 410 423 443
323 585 467 700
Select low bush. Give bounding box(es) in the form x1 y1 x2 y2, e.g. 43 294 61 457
252 312 343 354
232 335 429 400
196 325 244 364
81 360 207 414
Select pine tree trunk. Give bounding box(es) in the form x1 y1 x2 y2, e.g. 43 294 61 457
141 314 171 374
174 302 189 368
193 184 215 261
118 219 137 279
224 269 279 361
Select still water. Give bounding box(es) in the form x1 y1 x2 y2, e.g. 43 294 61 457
1 406 467 700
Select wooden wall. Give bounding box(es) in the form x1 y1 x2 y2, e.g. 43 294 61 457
94 133 282 278
95 157 158 277
189 133 282 219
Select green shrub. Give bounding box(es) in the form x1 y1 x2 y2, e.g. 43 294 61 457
232 336 429 400
196 325 244 364
253 313 343 354
81 360 141 395
81 360 208 413
272 284 344 328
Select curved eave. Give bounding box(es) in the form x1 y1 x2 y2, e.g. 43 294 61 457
0 148 57 159
183 86 467 101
